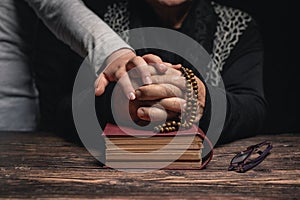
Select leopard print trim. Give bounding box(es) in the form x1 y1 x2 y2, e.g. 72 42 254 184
103 0 130 43
207 2 252 86
103 1 252 87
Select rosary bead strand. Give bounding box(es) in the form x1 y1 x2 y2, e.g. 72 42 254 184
153 67 198 133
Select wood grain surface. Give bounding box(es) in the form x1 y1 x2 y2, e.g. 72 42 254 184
0 132 299 199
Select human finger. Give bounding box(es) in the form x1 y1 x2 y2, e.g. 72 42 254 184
142 54 168 73
158 97 186 113
195 103 204 122
126 56 152 85
151 74 186 89
135 84 183 101
136 97 185 113
128 65 157 78
129 63 181 79
137 106 178 122
171 64 182 70
142 54 182 72
95 73 109 96
116 71 136 100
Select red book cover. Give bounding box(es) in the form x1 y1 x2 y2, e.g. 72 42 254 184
102 123 205 137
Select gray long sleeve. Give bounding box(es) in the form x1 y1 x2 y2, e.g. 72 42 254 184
0 0 39 131
25 0 133 73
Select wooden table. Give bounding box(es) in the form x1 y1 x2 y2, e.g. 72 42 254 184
0 132 299 199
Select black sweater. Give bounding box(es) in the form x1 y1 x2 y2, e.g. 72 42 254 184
211 20 266 144
34 0 267 145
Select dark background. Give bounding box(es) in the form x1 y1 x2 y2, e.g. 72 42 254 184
214 0 298 133
22 0 297 134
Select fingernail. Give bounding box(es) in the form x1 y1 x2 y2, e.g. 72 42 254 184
135 89 141 98
144 76 152 85
137 109 145 117
128 92 136 100
95 87 101 96
174 64 182 69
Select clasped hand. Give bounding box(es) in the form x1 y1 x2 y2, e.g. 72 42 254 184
95 49 206 127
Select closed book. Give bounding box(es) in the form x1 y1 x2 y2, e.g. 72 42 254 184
102 123 207 169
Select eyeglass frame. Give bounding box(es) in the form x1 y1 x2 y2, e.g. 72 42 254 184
228 141 273 173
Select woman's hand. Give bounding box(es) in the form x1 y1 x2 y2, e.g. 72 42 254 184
111 64 206 127
135 70 206 125
95 49 169 100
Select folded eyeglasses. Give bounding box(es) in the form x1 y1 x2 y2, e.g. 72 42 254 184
228 141 273 173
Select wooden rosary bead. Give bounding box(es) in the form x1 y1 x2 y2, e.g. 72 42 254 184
190 116 196 120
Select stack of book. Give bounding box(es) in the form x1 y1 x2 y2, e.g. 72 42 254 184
103 123 204 169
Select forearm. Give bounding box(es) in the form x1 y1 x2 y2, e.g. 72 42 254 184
204 50 266 144
222 93 266 143
25 0 133 73
198 85 266 145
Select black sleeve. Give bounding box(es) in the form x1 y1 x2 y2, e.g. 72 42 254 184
201 20 267 144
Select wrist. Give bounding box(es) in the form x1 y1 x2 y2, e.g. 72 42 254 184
105 48 136 67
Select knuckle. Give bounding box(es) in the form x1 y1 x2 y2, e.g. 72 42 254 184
136 87 148 98
172 98 178 108
151 76 158 83
114 70 125 80
139 67 150 75
168 85 179 97
132 56 143 64
150 108 166 121
144 53 155 58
